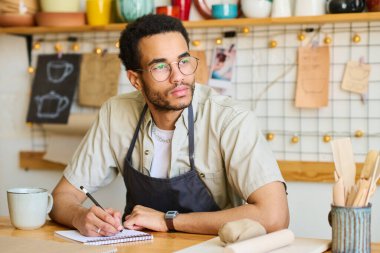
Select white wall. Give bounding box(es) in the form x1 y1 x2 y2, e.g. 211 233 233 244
0 34 379 242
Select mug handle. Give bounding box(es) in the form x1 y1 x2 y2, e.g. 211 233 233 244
46 193 54 214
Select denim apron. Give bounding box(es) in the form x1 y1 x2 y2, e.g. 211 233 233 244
122 104 220 219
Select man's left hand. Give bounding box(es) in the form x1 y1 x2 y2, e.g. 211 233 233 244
123 205 168 232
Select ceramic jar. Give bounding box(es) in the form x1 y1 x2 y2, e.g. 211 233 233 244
116 0 154 22
326 0 365 13
271 0 292 17
294 0 325 16
241 0 272 18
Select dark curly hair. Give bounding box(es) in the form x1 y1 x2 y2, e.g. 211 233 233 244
119 14 190 71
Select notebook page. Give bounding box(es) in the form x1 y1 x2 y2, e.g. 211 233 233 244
55 229 153 245
0 236 117 253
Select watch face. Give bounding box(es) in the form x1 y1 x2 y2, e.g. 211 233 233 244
165 211 179 219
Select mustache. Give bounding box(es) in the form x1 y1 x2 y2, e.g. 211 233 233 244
167 81 194 93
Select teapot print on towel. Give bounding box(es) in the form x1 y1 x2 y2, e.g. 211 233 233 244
35 91 69 119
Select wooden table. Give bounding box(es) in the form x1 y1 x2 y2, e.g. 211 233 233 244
1 217 379 253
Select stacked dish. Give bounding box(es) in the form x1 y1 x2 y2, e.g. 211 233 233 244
36 0 85 27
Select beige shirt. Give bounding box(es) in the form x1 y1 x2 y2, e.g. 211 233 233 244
64 84 284 209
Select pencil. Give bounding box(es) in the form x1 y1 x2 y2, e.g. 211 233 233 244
79 185 105 210
79 185 123 232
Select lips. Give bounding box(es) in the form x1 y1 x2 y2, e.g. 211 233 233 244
171 86 189 97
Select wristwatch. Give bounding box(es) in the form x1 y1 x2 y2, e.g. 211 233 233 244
165 210 179 231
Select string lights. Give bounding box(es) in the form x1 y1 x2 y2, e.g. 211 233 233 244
265 130 377 144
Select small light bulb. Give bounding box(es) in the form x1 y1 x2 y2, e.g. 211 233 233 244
33 42 41 50
27 66 35 74
323 135 331 143
242 27 250 34
94 47 103 55
291 135 299 144
54 43 63 53
324 36 332 45
269 40 277 48
71 43 80 52
115 41 120 48
266 132 275 141
297 33 305 41
215 38 223 45
352 34 361 43
192 40 201 47
354 130 364 138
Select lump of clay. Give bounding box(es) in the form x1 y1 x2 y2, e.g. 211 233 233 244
218 219 267 244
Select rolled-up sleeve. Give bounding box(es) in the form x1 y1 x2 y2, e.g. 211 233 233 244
63 102 119 193
221 110 284 200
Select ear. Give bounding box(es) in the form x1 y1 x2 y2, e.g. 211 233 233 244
127 70 143 91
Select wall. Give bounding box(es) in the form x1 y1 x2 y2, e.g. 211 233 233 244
0 28 379 243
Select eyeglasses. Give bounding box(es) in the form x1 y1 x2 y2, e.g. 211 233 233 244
135 56 199 82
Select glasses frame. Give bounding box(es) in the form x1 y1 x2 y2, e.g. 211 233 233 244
135 56 199 82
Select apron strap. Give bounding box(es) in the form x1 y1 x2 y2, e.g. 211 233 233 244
126 104 148 161
126 103 195 169
188 104 195 170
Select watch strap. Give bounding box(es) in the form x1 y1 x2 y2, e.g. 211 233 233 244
165 211 178 231
165 217 175 231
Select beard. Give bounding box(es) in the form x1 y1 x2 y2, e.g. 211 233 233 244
140 78 195 111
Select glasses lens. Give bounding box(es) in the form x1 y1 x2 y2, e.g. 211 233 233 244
150 62 170 81
149 56 198 82
178 56 198 75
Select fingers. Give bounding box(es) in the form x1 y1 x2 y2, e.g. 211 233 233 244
105 208 124 231
90 206 122 236
122 205 166 232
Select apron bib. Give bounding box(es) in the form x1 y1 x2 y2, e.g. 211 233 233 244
122 104 220 219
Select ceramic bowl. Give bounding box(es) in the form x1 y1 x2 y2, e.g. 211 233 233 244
211 4 238 19
40 0 80 12
241 0 272 18
0 13 35 27
35 12 85 27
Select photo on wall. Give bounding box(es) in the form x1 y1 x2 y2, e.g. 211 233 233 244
208 44 236 91
26 54 81 124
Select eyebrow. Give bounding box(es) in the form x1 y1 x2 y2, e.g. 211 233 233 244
147 52 190 66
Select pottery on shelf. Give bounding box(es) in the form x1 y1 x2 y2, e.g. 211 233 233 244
326 0 366 13
241 0 272 18
116 0 154 22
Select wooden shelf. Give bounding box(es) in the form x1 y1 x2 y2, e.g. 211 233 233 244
18 151 379 185
1 12 380 35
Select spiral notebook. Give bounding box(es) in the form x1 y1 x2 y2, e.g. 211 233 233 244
55 229 153 245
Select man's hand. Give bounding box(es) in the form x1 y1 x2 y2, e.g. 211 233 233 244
123 205 168 232
72 206 124 236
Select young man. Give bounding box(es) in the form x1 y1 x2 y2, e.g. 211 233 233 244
49 14 289 236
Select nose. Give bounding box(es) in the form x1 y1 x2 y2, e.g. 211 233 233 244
169 62 185 84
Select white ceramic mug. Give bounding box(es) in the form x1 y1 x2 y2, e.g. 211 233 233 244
7 188 53 230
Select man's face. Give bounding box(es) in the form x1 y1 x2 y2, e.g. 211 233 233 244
135 32 195 111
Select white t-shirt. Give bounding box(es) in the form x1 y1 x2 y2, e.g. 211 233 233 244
150 124 174 178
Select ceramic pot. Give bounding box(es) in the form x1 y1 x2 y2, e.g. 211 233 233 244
326 0 365 13
116 0 154 22
366 0 380 11
241 0 272 18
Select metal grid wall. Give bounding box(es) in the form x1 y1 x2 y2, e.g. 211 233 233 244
28 21 380 163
